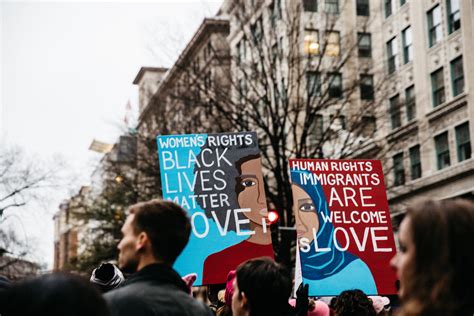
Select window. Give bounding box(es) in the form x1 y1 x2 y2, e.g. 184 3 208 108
455 122 471 162
360 74 374 100
192 56 200 74
358 33 372 58
303 0 317 12
390 94 401 129
328 73 342 98
402 26 412 64
405 85 416 121
280 78 287 101
270 0 282 25
204 42 212 61
326 31 340 56
204 71 212 89
400 0 407 6
451 56 464 97
409 145 422 180
447 0 461 34
304 29 319 55
428 5 442 47
273 82 280 104
386 37 398 74
435 132 450 169
431 68 445 107
309 114 324 145
330 114 346 129
239 79 247 103
271 43 278 64
325 0 339 14
251 18 263 45
356 0 369 16
385 0 394 18
307 71 321 97
361 116 376 137
393 153 405 186
237 39 247 64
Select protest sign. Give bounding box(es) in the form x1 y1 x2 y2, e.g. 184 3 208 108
290 159 397 296
157 132 273 285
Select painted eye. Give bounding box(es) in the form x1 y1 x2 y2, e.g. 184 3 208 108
241 179 256 187
299 203 315 212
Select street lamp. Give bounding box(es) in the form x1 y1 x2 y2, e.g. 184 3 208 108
115 175 124 184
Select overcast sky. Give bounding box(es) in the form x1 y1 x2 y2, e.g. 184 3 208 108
1 0 222 268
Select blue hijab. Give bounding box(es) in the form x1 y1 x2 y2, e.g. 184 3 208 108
291 169 358 280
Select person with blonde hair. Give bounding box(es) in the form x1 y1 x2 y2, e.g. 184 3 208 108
390 198 474 315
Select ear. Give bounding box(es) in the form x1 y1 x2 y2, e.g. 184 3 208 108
240 292 249 311
136 231 148 251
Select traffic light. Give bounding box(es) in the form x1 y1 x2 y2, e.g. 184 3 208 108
267 210 279 225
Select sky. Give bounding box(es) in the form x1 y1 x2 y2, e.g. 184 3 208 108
0 0 222 269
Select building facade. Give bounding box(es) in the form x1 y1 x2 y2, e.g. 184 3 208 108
134 0 473 218
218 0 473 214
53 186 90 271
53 134 137 271
380 0 473 213
134 18 231 200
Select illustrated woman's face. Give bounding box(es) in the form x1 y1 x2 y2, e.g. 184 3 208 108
292 184 319 241
237 157 268 226
390 216 415 299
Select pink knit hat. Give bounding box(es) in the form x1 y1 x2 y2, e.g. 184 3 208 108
368 296 390 314
181 273 197 295
288 298 330 316
224 270 236 307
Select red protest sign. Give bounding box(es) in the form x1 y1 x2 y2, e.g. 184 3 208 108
290 159 397 296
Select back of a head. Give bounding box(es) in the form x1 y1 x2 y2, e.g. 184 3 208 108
129 199 191 265
333 289 376 316
0 273 109 316
404 198 474 315
236 257 292 316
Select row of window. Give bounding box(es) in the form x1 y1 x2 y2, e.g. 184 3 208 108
389 55 464 131
386 0 461 36
304 30 372 58
427 1 461 47
393 121 471 186
386 26 412 74
307 114 376 144
431 55 464 107
304 30 341 56
303 0 371 17
386 1 461 74
303 0 340 14
306 72 374 100
389 85 415 130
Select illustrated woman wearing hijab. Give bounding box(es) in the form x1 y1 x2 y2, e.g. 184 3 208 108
195 133 273 284
291 169 377 296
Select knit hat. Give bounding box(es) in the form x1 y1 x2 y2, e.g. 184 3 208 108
288 298 330 316
182 273 197 295
90 263 124 293
368 296 390 314
224 270 236 307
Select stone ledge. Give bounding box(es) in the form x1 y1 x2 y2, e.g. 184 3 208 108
388 158 474 202
426 94 467 123
387 120 418 143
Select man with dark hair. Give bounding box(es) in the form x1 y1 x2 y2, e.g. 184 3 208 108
104 199 213 316
232 257 293 316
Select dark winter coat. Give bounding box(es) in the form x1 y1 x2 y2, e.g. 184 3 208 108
104 263 213 316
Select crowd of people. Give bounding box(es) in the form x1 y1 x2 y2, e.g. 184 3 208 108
0 198 473 316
